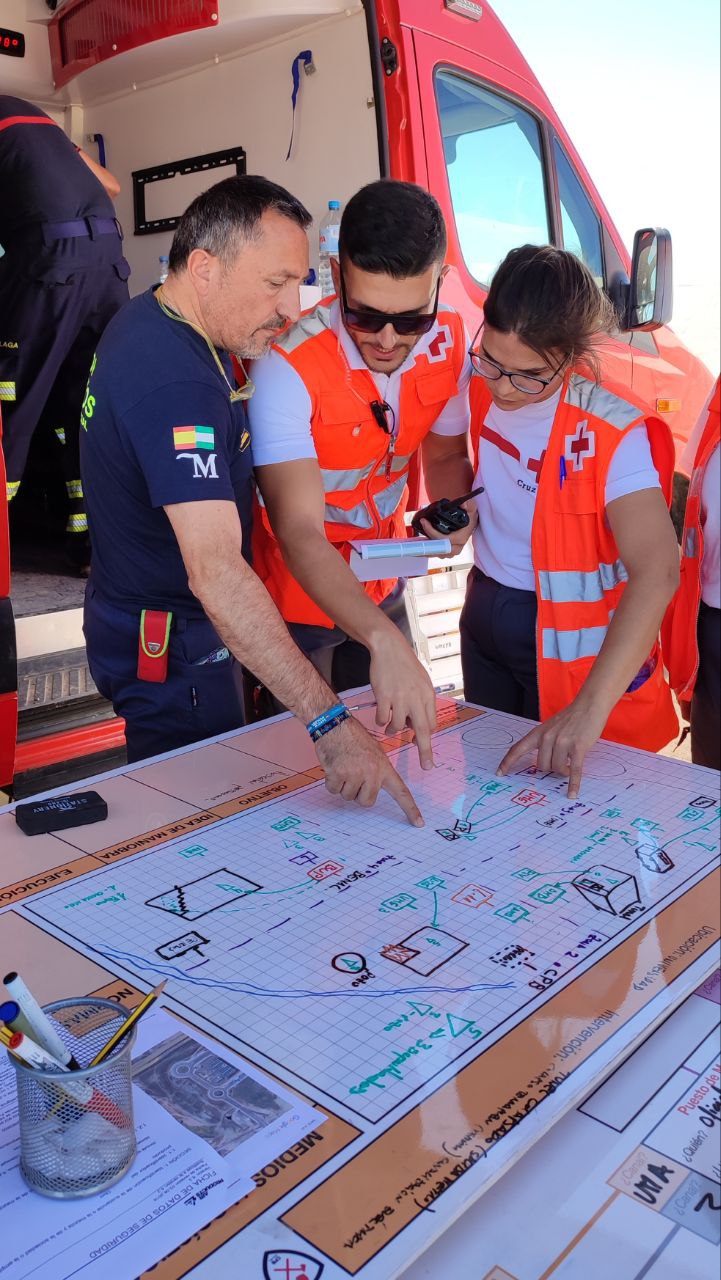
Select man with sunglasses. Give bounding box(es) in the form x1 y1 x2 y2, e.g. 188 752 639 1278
249 181 475 767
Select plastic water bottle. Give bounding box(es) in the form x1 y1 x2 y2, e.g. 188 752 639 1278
158 255 169 285
318 201 341 298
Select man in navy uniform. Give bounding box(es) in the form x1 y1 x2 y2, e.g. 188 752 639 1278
80 174 422 825
0 95 129 569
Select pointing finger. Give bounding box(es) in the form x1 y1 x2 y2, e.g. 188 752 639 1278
567 752 584 800
497 726 542 777
375 695 392 731
382 764 424 827
413 717 435 771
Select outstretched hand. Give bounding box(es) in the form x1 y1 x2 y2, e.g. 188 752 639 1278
369 630 437 771
315 715 424 826
497 698 609 799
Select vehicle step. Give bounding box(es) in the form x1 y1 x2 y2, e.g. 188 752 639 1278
16 648 116 748
18 647 99 713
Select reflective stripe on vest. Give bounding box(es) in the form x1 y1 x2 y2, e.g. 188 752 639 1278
320 463 375 492
320 453 411 494
324 497 373 528
683 525 698 559
388 453 412 475
275 305 333 354
542 623 610 662
564 376 641 430
375 470 410 520
538 559 628 604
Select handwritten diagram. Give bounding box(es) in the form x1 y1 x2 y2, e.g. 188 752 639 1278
146 869 261 920
22 713 720 1125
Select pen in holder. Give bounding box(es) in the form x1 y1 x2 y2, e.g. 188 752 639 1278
10 997 137 1199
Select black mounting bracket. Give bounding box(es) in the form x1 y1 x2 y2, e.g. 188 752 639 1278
131 145 247 236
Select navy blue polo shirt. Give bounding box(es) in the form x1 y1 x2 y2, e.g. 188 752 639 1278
80 288 253 616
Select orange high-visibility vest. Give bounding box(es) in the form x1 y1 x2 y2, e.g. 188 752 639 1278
470 369 678 751
252 301 466 628
663 378 721 699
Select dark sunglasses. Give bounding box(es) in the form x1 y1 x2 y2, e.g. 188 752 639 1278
340 273 441 336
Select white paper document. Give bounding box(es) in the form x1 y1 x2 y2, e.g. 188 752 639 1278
0 1008 321 1280
350 537 452 560
349 536 452 581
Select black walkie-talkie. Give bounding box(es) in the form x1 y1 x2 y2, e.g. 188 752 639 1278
411 486 484 536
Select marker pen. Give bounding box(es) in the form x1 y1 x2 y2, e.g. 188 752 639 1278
3 971 81 1070
2 1028 130 1128
0 998 38 1042
2 1028 94 1104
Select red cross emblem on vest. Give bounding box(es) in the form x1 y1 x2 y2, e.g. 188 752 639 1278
425 323 453 363
564 419 595 471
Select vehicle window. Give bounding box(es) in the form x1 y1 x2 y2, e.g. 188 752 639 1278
435 69 551 286
554 140 605 286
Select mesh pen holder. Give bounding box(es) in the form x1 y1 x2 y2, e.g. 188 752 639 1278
11 997 137 1199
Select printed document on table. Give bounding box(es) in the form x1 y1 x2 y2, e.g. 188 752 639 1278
0 1009 321 1280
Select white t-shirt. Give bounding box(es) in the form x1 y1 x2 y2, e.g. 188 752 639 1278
472 388 661 591
248 300 471 465
700 444 720 608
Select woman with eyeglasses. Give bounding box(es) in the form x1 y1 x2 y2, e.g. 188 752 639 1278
461 244 680 797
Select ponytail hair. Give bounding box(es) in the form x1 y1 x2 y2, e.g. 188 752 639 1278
483 244 617 380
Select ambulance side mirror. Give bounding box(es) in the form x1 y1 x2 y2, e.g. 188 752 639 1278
623 227 673 331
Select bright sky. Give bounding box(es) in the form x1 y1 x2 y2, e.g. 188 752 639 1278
492 0 720 374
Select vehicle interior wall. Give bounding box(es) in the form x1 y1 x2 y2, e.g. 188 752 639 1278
80 10 380 292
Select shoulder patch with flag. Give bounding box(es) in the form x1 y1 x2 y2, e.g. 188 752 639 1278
173 425 215 451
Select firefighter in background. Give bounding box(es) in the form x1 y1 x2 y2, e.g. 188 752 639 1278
664 378 721 769
0 95 129 572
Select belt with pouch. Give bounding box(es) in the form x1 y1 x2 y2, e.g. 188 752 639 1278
137 609 172 683
136 609 229 682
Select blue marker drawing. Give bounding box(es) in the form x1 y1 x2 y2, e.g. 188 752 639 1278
100 944 513 1002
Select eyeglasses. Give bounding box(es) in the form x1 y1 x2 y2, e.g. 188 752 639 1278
340 273 441 336
469 328 569 395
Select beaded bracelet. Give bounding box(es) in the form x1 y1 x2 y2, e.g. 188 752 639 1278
307 703 351 742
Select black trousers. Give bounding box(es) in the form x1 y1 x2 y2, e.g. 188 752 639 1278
0 231 130 511
691 601 721 770
460 566 540 719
